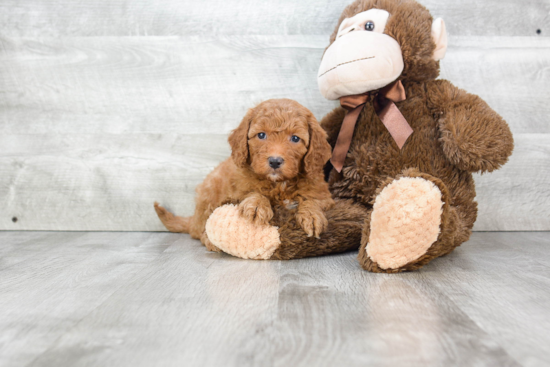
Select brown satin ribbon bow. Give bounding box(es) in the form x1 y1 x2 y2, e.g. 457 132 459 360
330 80 413 173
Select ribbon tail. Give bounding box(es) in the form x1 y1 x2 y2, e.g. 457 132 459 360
377 101 413 149
330 104 365 173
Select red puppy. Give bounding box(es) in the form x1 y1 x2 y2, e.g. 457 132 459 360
155 99 334 251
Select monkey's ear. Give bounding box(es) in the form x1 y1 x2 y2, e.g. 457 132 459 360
431 18 448 61
228 108 253 168
304 114 332 176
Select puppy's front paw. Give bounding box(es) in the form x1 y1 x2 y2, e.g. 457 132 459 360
238 196 274 226
296 208 328 238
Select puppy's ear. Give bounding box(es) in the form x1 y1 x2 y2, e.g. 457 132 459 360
228 108 254 168
304 113 332 175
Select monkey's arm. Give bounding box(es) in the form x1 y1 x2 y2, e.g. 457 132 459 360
426 79 514 173
320 106 347 148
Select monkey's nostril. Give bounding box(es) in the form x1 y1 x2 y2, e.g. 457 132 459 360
268 156 284 169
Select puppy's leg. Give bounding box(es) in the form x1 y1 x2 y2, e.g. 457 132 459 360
154 202 191 233
238 193 274 226
296 200 329 238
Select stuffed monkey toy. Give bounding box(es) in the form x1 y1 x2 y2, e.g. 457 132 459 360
200 0 514 272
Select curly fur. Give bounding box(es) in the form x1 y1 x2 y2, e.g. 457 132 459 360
266 0 513 273
155 99 334 246
157 0 514 273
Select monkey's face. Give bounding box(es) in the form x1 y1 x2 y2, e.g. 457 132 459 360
318 1 448 101
318 9 404 100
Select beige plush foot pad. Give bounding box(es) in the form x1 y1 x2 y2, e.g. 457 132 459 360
205 204 281 260
367 177 443 270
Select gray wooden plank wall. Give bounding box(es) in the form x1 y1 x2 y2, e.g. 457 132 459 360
0 0 549 231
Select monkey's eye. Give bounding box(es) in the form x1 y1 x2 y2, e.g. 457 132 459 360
290 135 300 143
365 21 375 31
258 132 267 140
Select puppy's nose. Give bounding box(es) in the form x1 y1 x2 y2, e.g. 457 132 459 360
268 156 284 169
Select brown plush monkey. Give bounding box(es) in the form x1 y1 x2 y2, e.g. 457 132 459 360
204 0 514 273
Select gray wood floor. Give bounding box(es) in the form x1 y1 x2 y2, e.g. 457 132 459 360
1 231 549 367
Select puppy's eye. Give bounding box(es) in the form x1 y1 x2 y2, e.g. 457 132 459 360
257 132 267 140
290 135 300 143
365 21 375 31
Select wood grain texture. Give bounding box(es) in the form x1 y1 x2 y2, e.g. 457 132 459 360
0 231 181 367
0 36 333 135
442 37 550 134
0 0 547 37
24 233 282 367
473 134 550 231
3 231 549 366
497 231 550 268
1 133 547 231
1 36 549 135
0 133 230 230
0 9 549 231
422 232 550 366
238 254 517 366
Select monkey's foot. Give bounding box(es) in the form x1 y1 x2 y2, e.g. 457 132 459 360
205 204 281 260
360 176 444 272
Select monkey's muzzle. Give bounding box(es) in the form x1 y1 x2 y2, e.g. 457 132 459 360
318 31 404 100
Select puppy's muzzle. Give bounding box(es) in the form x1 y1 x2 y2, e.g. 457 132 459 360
268 156 284 169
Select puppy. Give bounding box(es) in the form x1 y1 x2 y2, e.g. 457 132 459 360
154 99 334 251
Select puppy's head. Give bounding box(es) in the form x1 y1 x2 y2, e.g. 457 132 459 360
228 99 332 182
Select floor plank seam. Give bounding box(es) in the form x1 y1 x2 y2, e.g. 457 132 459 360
20 234 183 367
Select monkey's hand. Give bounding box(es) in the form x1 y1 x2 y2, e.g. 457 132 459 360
238 193 274 226
296 201 328 238
427 79 514 173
